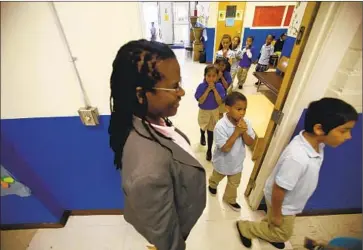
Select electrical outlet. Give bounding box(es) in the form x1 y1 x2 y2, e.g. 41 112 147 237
78 107 99 126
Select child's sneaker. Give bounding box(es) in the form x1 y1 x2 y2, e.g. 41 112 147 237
227 202 241 212
208 186 217 195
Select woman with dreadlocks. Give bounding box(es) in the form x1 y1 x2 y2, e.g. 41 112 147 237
109 40 206 250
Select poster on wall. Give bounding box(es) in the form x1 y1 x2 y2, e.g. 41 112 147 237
225 18 235 27
218 11 226 21
288 2 307 38
235 10 243 20
1 165 31 197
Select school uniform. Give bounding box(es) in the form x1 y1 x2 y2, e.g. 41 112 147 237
237 130 325 243
209 114 255 204
256 44 274 72
216 71 232 115
236 46 255 88
195 81 226 131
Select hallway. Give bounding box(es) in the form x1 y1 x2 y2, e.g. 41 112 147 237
1 49 358 250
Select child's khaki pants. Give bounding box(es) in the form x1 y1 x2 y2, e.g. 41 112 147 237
209 170 241 204
237 67 250 87
237 201 295 242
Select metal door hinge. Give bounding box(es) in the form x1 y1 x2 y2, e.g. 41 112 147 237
271 109 284 125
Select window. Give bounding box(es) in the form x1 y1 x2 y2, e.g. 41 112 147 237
226 5 237 18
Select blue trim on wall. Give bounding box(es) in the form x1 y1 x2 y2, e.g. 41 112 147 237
1 132 65 221
205 28 215 63
1 195 61 225
242 28 288 62
1 115 124 224
281 36 295 58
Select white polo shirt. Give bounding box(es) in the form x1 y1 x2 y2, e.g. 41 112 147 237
264 130 325 215
212 114 255 175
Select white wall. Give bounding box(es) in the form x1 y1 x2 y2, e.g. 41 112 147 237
1 2 143 119
324 22 362 112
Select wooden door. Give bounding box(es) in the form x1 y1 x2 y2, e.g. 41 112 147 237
244 2 321 199
215 2 246 55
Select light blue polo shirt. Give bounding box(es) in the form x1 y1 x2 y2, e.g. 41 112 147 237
212 114 255 175
258 44 274 65
264 130 325 216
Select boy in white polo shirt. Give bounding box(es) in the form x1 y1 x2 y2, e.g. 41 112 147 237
236 98 359 249
209 92 255 211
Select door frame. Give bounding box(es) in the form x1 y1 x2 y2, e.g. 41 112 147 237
244 2 320 204
245 1 362 210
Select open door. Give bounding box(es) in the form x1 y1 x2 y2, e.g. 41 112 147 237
244 2 321 203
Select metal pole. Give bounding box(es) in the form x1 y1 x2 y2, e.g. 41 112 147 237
49 2 91 108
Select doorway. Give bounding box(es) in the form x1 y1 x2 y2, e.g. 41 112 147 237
173 2 190 45
141 2 160 42
141 2 192 46
244 2 321 208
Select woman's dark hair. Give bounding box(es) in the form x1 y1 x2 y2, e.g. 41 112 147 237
218 34 232 51
304 98 358 134
204 65 219 77
225 92 247 107
109 39 176 169
280 33 287 39
214 57 230 72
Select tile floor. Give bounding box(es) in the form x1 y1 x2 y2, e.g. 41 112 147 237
1 49 361 250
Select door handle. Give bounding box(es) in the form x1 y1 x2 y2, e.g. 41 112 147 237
296 26 305 45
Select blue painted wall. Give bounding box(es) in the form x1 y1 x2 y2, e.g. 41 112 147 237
242 28 288 62
205 28 215 63
1 195 60 225
1 115 124 225
281 36 296 58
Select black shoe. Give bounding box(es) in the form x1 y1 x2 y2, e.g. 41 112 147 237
200 135 206 146
269 242 285 249
254 81 259 86
206 150 212 161
208 186 217 195
236 222 252 248
238 85 243 89
228 202 241 212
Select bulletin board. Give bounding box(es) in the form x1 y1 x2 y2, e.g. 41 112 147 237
284 6 295 26
252 6 286 27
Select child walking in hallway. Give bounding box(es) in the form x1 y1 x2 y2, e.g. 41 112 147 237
214 58 232 119
195 65 226 161
254 34 274 86
230 36 241 83
236 36 255 89
236 98 358 249
209 92 255 211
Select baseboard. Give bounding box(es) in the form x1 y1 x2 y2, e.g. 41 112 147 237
257 203 362 216
297 208 362 217
70 209 123 216
1 209 124 230
1 210 71 230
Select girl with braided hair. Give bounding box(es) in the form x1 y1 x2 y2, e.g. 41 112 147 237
109 39 206 250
